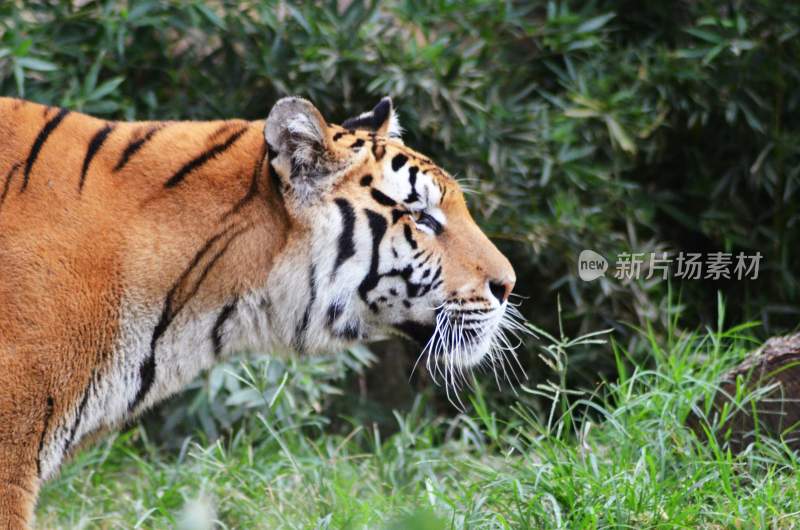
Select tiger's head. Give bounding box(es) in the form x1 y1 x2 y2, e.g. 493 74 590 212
264 97 523 378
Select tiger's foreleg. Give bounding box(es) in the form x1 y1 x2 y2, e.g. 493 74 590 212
0 455 38 530
0 368 50 530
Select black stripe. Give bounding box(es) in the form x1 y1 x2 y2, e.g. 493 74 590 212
336 321 361 340
332 198 356 277
22 108 69 191
358 209 388 302
403 224 418 249
430 265 442 283
391 208 408 224
360 175 373 187
133 314 166 413
452 318 491 326
79 123 114 192
391 153 408 172
129 225 249 412
184 230 248 301
63 374 93 453
327 301 344 327
36 396 54 477
0 163 20 210
208 121 237 142
404 166 420 203
221 140 266 222
294 263 317 352
212 298 238 357
164 127 247 188
350 138 365 149
114 125 162 172
333 131 346 142
449 308 490 316
164 228 247 336
370 188 396 207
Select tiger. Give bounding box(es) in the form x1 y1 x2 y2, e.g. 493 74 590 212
0 95 520 528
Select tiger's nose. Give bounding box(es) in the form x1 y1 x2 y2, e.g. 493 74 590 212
488 276 515 304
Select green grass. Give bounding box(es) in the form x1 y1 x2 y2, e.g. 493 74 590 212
37 315 800 529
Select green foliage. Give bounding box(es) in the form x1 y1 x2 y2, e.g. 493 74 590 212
139 345 376 450
2 0 796 336
39 310 800 528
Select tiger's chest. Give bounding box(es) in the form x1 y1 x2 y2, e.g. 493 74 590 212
37 293 275 479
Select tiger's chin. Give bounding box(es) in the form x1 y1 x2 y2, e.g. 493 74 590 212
394 320 438 347
393 303 526 373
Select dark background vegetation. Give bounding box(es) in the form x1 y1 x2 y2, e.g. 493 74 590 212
1 0 798 444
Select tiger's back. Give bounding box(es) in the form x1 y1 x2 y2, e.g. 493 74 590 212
0 98 283 357
0 98 272 347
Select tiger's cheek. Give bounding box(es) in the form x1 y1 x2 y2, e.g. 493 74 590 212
372 220 444 320
429 228 471 299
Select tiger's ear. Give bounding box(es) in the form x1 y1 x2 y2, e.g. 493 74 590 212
265 97 345 201
342 97 403 139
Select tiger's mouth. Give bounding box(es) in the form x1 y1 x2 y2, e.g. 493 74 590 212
390 300 529 407
397 301 528 368
396 319 438 346
396 315 497 366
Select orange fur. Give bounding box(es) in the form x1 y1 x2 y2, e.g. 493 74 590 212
0 97 514 528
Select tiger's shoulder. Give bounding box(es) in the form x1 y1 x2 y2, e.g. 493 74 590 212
0 98 275 354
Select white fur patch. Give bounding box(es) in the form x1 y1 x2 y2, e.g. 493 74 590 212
387 108 404 139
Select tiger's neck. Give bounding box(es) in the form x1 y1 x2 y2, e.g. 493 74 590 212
110 119 296 412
